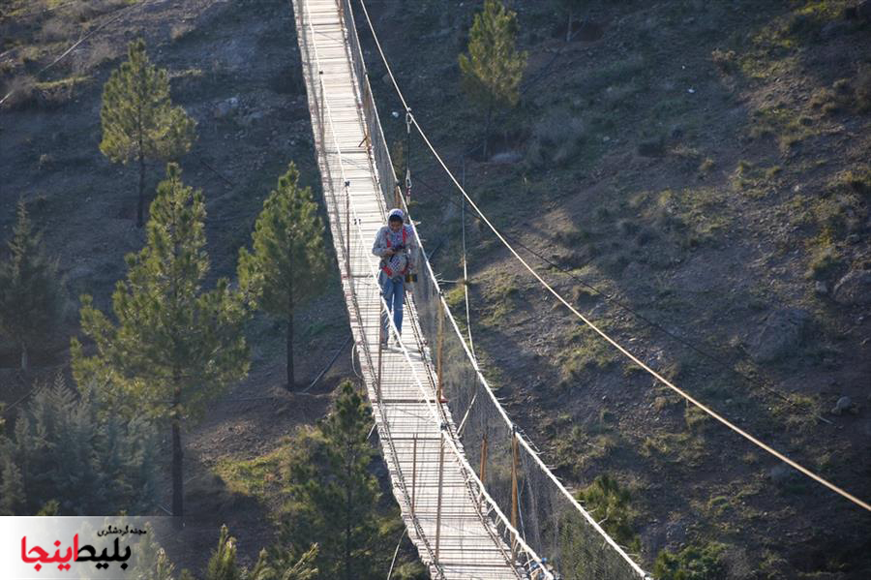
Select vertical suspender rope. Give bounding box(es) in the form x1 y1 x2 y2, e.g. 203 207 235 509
461 155 476 358
511 426 519 562
405 110 413 201
435 424 446 564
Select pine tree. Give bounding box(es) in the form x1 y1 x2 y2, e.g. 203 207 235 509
100 39 196 227
133 524 317 580
237 162 328 390
458 0 527 158
279 381 379 580
131 524 180 580
206 525 241 580
71 163 249 518
0 374 159 515
0 452 24 515
0 200 65 372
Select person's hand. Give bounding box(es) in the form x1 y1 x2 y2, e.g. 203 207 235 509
384 248 395 256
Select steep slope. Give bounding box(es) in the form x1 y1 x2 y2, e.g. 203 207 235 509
360 0 871 577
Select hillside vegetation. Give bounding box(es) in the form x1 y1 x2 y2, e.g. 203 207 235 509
1 0 870 578
364 0 871 577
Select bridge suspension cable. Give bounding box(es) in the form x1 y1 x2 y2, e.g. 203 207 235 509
353 0 871 514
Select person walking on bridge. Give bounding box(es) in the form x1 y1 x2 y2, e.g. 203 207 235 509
372 208 417 347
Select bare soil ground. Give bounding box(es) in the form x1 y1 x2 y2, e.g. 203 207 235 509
2 0 871 578
361 0 871 577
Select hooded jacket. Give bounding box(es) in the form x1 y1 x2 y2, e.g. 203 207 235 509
372 220 417 278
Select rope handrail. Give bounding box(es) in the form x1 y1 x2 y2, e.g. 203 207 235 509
299 1 550 576
295 3 444 577
347 0 652 576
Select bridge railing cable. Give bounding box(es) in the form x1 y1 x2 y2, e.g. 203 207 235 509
335 0 654 577
298 1 554 577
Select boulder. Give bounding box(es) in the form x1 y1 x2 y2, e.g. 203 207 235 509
490 151 523 164
831 396 853 416
748 308 810 362
833 270 871 305
768 464 799 485
214 97 239 119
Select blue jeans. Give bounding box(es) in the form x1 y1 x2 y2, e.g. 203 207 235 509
379 271 405 339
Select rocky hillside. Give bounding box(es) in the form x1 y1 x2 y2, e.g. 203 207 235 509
361 0 871 577
1 0 870 578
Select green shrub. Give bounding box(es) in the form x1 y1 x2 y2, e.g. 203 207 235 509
805 245 845 280
654 542 728 580
711 49 737 74
577 475 640 553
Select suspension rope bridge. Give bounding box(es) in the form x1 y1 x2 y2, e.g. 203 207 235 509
291 0 870 578
292 0 650 577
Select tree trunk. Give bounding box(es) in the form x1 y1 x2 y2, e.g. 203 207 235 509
286 289 295 391
483 103 493 160
345 455 352 580
137 151 146 228
566 8 573 42
19 341 28 373
171 386 184 522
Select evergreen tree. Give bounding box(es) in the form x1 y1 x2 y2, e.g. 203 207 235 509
0 452 24 515
205 525 318 580
71 163 249 518
0 374 159 515
100 39 196 227
132 523 317 580
131 524 181 580
237 162 328 390
458 0 527 158
0 199 65 372
278 381 379 580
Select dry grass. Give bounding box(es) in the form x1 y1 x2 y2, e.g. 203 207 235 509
2 74 37 109
73 40 117 74
38 16 75 43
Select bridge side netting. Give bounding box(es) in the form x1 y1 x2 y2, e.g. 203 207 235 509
335 1 649 578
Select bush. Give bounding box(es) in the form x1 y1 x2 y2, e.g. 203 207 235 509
805 245 846 280
654 542 728 580
711 49 737 74
855 63 871 113
576 475 640 553
73 40 117 74
2 75 37 110
524 112 585 170
38 17 75 43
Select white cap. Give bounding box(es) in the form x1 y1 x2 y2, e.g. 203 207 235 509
387 208 404 221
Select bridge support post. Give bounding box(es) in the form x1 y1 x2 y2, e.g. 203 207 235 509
511 427 519 562
377 305 384 401
344 180 351 278
411 434 417 516
437 297 445 403
435 425 446 564
478 432 488 511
